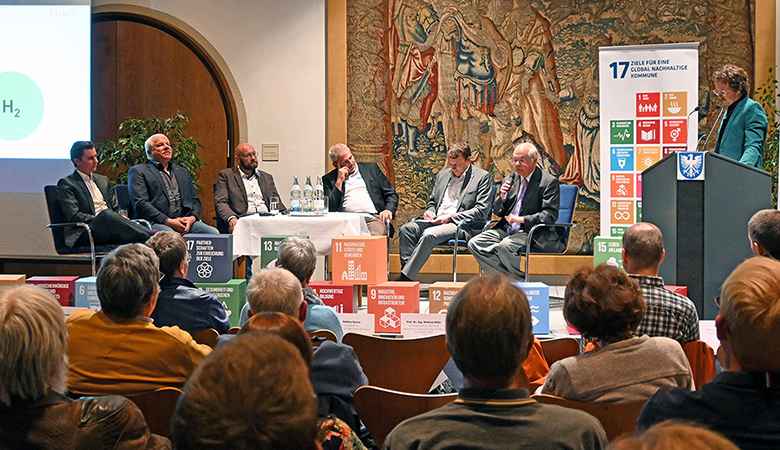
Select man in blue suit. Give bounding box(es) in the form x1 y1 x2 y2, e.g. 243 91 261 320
128 133 218 234
712 64 768 168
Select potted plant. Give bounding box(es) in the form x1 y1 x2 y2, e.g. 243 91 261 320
755 67 778 207
96 111 205 188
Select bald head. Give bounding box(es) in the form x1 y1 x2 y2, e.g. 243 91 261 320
235 143 258 174
622 222 664 275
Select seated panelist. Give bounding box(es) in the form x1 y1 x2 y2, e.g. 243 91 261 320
56 140 151 247
128 133 218 235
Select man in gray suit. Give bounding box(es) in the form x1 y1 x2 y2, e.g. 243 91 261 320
396 142 493 281
468 142 563 278
214 142 286 233
56 141 151 248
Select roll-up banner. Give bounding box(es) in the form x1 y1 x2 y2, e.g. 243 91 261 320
599 43 699 237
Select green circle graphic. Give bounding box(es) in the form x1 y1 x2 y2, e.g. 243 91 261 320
0 71 45 141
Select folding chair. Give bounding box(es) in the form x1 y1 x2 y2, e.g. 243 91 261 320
681 340 717 389
126 387 183 438
353 386 457 448
191 328 219 349
540 337 581 366
342 333 451 394
309 329 338 345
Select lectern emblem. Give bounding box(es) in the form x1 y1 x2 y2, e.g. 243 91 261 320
678 152 704 180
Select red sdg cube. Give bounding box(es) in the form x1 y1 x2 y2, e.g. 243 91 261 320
308 280 358 313
367 282 420 334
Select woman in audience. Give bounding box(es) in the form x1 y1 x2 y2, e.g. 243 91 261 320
0 284 169 449
241 312 370 450
541 264 693 402
610 420 739 450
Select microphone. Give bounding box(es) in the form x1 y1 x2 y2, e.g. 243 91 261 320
501 173 517 201
698 105 725 151
687 105 701 121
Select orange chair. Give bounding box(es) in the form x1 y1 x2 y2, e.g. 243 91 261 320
682 340 717 389
126 387 183 438
523 337 551 391
227 326 241 335
342 333 450 394
353 386 457 448
532 394 646 442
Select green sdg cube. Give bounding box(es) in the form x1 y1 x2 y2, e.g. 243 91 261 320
195 279 247 327
594 237 624 270
259 235 309 268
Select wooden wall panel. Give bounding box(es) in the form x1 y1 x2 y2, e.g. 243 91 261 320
92 19 228 228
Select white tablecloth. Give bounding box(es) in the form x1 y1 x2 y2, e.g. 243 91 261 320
232 212 371 256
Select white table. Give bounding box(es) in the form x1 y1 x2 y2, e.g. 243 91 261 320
232 212 371 256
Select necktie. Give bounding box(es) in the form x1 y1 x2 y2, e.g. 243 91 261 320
507 178 527 234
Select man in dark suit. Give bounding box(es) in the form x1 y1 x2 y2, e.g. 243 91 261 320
468 142 563 278
396 142 493 281
322 143 398 236
128 133 218 234
56 141 151 248
214 142 286 233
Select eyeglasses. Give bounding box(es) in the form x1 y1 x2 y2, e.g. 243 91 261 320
159 271 165 282
713 89 728 97
714 296 720 307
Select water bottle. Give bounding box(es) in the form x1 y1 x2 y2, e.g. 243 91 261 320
313 175 325 212
290 176 302 212
303 176 313 212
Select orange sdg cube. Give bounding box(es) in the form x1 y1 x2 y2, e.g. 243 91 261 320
428 281 467 314
367 281 420 334
332 236 387 285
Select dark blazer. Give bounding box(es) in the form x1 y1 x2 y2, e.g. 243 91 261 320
152 277 230 335
714 96 768 168
493 166 564 253
128 161 202 224
214 167 287 226
323 162 399 234
56 170 119 248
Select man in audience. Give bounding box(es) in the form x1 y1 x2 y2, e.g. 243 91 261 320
748 209 780 260
171 333 321 450
468 142 563 278
396 142 492 281
0 284 170 449
128 133 218 234
214 142 286 233
323 143 399 236
56 140 151 248
622 222 699 343
223 269 367 410
637 256 780 449
67 244 212 396
146 231 230 335
384 274 608 449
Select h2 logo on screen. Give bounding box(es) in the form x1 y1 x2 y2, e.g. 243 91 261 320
609 61 630 79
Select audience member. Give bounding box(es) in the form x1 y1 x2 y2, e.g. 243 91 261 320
396 142 492 281
541 264 693 403
323 143 398 236
0 284 170 449
748 209 780 259
67 244 211 396
384 274 608 450
146 231 230 334
56 140 151 248
637 257 780 449
171 333 320 450
612 420 739 450
128 133 218 234
240 312 369 450
622 222 699 343
468 143 563 278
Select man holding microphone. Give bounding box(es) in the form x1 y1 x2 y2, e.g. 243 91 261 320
468 142 564 278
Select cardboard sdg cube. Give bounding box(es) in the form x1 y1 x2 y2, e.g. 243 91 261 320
27 276 79 306
593 236 624 270
184 234 234 283
260 234 309 269
332 236 387 285
195 279 247 327
666 285 688 296
512 281 550 335
309 280 358 313
428 281 466 314
74 276 101 312
367 281 420 334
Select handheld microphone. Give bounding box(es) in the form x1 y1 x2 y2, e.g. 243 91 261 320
501 173 517 200
699 105 725 151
